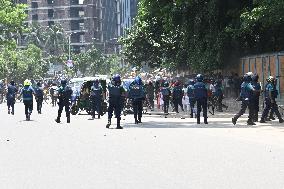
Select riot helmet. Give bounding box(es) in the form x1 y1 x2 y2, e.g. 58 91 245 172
196 74 204 82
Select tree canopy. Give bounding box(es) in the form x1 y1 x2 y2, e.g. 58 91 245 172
122 0 284 72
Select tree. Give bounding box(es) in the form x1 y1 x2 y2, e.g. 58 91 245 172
0 0 27 46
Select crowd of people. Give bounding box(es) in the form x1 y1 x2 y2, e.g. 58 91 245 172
0 71 283 129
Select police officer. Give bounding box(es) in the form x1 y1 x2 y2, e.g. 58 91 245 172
251 74 261 122
21 80 34 121
6 80 18 115
259 76 284 123
55 80 73 123
161 81 171 115
187 79 196 118
90 79 103 119
194 74 208 124
172 81 184 113
232 74 255 125
129 76 145 124
34 82 44 114
106 74 125 129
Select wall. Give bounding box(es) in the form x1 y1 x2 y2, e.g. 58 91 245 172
240 52 284 98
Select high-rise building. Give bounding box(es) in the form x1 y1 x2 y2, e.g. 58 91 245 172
119 0 138 36
16 0 102 54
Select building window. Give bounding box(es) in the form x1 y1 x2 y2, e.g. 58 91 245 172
32 14 38 21
48 21 55 27
47 0 54 5
31 2 38 8
79 10 84 17
79 22 84 30
48 9 54 18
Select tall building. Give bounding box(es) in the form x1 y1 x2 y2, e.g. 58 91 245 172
16 0 101 53
119 0 138 36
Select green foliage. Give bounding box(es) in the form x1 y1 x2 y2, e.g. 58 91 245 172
0 44 47 82
0 0 27 46
122 0 284 72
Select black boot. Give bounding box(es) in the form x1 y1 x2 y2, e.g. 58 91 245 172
138 117 142 123
55 117 61 123
197 117 200 124
232 118 237 125
259 118 266 123
116 118 123 129
106 119 111 128
204 119 208 124
247 120 256 125
26 114 30 121
67 116 70 123
279 118 284 123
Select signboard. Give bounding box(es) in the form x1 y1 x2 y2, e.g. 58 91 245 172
66 60 73 68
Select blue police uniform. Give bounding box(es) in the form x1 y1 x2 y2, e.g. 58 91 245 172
107 81 125 129
90 82 103 119
187 84 196 118
56 83 73 123
172 85 184 113
260 83 283 123
21 86 34 120
129 82 145 124
251 80 261 121
232 81 254 125
194 81 208 124
161 86 171 114
34 86 44 114
6 84 18 115
214 81 224 112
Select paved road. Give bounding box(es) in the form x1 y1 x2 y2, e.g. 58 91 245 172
0 102 284 189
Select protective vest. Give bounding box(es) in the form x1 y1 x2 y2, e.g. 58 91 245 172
22 86 33 101
187 85 195 99
172 86 183 99
161 87 170 96
58 86 72 102
194 82 207 99
108 84 122 97
34 87 44 97
129 84 144 100
240 82 252 100
91 85 102 98
7 85 17 100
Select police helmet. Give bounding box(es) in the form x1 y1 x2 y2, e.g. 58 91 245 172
252 74 259 82
243 74 252 82
113 74 121 82
135 76 142 85
246 72 254 77
24 79 31 86
37 82 41 87
61 79 67 86
94 79 99 84
10 80 15 86
267 76 274 82
196 74 204 82
188 79 195 85
163 81 169 87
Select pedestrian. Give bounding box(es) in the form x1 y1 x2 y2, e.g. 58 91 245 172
213 79 224 112
90 79 103 119
251 74 261 122
20 80 34 121
129 76 145 124
232 73 255 125
160 81 171 116
50 83 58 107
106 74 125 129
172 81 184 113
6 80 18 115
146 81 155 111
259 76 284 123
194 74 208 124
187 79 196 118
55 80 73 123
34 82 44 114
